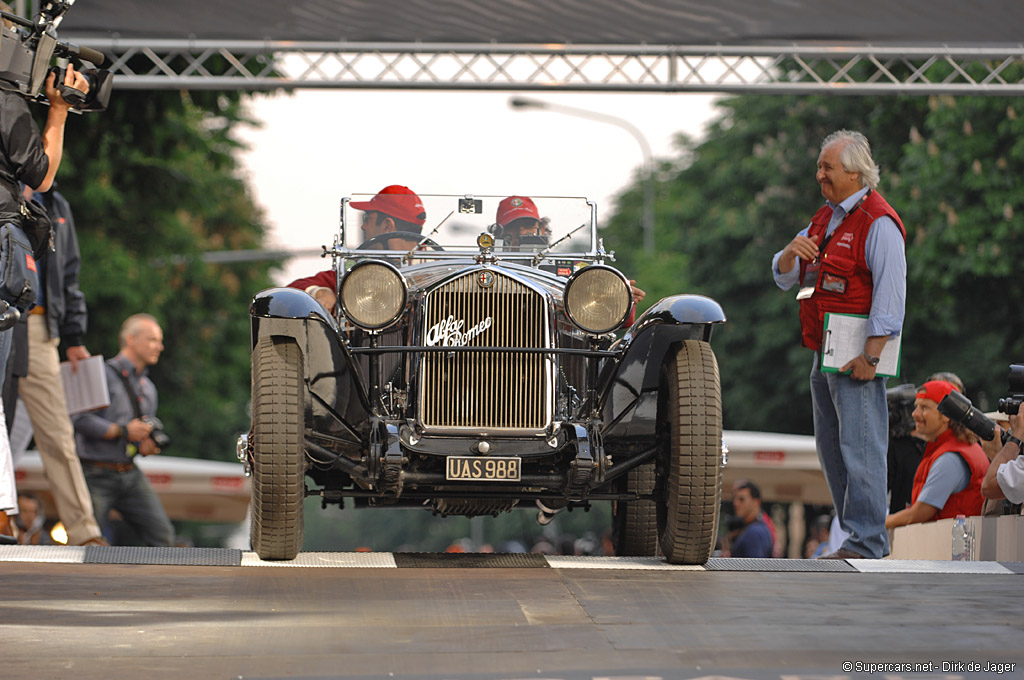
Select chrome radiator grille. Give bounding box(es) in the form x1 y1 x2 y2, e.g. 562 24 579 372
419 270 551 431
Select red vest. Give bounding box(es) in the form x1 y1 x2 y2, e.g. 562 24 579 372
798 191 905 351
910 429 989 519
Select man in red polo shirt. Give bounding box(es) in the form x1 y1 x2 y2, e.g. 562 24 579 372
885 379 988 528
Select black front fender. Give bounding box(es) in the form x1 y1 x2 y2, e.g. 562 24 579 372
249 287 371 447
630 294 727 336
250 287 337 337
599 294 725 442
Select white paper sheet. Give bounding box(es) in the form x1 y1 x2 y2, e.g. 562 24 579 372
820 313 901 377
60 355 110 415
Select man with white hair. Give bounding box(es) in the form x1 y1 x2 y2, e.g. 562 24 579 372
771 129 907 559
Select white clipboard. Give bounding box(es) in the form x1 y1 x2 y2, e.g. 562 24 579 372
820 313 902 378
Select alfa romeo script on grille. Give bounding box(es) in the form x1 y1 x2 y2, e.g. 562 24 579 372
445 456 521 481
425 315 493 347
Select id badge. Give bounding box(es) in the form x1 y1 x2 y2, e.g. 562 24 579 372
796 261 819 300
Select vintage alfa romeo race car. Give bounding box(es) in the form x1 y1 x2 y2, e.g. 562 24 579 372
241 193 726 563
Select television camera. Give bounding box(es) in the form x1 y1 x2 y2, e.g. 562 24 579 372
886 382 918 439
0 0 111 111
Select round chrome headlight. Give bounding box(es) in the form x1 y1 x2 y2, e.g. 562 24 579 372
563 265 632 334
340 261 407 330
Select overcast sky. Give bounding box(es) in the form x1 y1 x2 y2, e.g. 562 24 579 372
235 90 720 285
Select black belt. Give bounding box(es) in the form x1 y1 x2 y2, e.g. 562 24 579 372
82 460 135 473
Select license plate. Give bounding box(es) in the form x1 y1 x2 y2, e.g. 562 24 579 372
445 456 521 481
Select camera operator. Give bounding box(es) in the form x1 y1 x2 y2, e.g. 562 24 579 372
0 63 85 201
885 380 989 529
981 407 1024 504
0 14 89 537
71 314 174 546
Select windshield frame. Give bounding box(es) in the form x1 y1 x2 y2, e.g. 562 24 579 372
328 194 608 270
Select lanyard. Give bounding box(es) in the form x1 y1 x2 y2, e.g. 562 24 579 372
816 189 871 259
796 189 871 300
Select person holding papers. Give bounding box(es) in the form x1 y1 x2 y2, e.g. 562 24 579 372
771 130 907 559
5 187 106 547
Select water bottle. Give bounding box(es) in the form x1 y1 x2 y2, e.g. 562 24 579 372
951 515 969 561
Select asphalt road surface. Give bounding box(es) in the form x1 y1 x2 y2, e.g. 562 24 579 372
1 547 1021 680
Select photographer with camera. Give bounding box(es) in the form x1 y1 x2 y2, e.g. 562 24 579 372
982 404 1024 504
885 380 989 529
71 314 174 546
886 372 965 514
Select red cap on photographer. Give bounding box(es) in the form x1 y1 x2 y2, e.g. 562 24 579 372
917 380 959 405
350 185 426 226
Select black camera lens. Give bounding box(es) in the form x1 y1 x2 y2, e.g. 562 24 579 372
1008 364 1024 393
998 397 1021 416
938 390 997 441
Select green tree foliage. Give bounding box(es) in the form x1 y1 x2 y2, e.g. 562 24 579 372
36 88 277 461
607 63 1024 432
889 93 1024 408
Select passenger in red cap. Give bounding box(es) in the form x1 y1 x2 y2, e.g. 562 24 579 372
885 379 988 529
289 185 427 311
494 196 549 248
493 196 646 326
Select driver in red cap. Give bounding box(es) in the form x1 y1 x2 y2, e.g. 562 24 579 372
350 184 427 246
885 379 989 529
288 185 427 311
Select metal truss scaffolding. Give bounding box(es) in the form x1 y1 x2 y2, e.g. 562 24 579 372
71 38 1024 95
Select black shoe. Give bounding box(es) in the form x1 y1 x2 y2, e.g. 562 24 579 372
0 533 16 545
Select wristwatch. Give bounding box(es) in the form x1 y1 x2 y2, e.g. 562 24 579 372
1005 432 1023 455
862 351 881 366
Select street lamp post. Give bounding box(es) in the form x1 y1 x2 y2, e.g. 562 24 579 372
509 96 655 255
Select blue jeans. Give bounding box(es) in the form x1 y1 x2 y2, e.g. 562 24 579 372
809 354 890 558
82 463 175 547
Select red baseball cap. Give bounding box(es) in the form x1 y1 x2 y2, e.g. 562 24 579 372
350 185 426 227
496 196 539 227
917 379 959 405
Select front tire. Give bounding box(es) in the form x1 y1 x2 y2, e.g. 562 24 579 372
251 337 307 560
657 339 722 565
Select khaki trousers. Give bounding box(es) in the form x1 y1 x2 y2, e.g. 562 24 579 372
21 314 101 544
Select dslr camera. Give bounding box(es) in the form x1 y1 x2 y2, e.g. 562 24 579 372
142 415 171 450
0 0 112 111
996 364 1024 416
